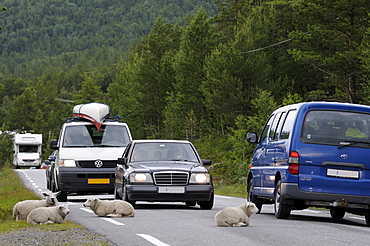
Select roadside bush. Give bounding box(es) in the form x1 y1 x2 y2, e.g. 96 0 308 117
0 131 14 169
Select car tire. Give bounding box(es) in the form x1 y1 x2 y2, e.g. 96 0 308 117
122 181 136 207
330 208 345 219
50 180 55 192
365 213 370 226
185 201 196 207
198 192 214 210
247 179 262 213
58 191 68 202
274 180 291 219
114 185 121 200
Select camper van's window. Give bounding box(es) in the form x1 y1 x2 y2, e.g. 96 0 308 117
19 145 38 153
259 115 274 142
280 110 297 140
302 110 370 147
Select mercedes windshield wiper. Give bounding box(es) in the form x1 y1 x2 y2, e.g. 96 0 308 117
338 140 370 149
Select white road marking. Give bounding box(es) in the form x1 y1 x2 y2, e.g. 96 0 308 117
101 218 125 225
215 195 233 199
137 234 170 246
303 209 321 213
80 208 94 213
349 216 364 221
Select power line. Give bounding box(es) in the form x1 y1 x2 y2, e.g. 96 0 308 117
240 38 292 54
241 32 309 54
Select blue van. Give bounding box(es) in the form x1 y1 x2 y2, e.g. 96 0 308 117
246 101 370 225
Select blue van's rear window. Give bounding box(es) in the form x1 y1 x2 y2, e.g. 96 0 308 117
301 110 370 147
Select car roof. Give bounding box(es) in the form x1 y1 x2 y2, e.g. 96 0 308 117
273 101 370 114
131 139 191 144
64 121 128 126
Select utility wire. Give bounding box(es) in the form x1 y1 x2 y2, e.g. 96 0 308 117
241 32 309 54
241 38 292 54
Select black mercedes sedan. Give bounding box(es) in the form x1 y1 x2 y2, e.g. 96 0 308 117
114 139 214 209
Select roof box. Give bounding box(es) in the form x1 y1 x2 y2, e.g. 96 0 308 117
73 102 110 131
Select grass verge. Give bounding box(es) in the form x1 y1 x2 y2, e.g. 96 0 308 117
213 182 247 199
0 165 82 234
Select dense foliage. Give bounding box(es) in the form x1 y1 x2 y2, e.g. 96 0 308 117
1 0 370 185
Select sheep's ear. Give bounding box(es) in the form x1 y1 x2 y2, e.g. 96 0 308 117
55 191 61 196
42 192 48 197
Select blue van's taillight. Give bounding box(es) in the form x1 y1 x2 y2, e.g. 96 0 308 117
288 151 299 175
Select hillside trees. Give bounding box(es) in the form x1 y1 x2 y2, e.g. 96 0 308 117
287 0 370 103
0 0 217 80
163 8 215 140
1 1 370 184
107 17 182 139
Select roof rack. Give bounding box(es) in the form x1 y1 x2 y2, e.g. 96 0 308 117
66 115 122 123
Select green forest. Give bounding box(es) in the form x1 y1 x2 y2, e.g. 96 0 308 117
0 0 370 185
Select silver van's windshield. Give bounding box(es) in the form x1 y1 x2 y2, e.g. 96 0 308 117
63 125 130 147
301 110 370 147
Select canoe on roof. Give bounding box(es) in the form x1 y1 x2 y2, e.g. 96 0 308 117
73 102 110 131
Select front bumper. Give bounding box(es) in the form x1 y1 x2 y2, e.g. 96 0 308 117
57 167 115 193
126 184 214 202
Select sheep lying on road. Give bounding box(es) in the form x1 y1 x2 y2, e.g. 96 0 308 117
83 198 135 217
214 202 259 227
27 204 70 225
12 191 60 220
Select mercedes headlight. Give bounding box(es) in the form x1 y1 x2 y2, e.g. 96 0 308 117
129 173 153 183
190 173 211 184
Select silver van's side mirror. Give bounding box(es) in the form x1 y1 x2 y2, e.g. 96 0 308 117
50 139 58 150
246 132 258 143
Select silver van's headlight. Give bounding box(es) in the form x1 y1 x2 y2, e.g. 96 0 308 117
60 159 76 167
189 173 211 184
129 173 153 183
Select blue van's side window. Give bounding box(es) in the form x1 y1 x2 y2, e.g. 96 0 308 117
269 112 285 141
259 115 274 142
275 112 286 139
280 110 297 140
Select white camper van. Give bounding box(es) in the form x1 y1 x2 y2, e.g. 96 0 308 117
50 102 132 202
13 133 42 169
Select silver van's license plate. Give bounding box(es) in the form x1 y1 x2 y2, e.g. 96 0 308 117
327 169 359 179
158 187 185 193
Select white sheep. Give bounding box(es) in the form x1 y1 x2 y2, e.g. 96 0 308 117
214 202 259 227
27 204 70 225
83 198 135 217
12 191 60 220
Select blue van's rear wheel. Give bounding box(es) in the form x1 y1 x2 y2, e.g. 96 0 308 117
274 180 291 219
330 208 345 219
365 214 370 226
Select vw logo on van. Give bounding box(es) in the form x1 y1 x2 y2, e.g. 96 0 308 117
94 159 103 168
340 154 349 160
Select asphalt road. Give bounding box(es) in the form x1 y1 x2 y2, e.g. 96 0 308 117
15 169 370 246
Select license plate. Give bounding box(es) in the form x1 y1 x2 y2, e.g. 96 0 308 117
88 179 110 184
158 187 185 193
327 169 359 179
